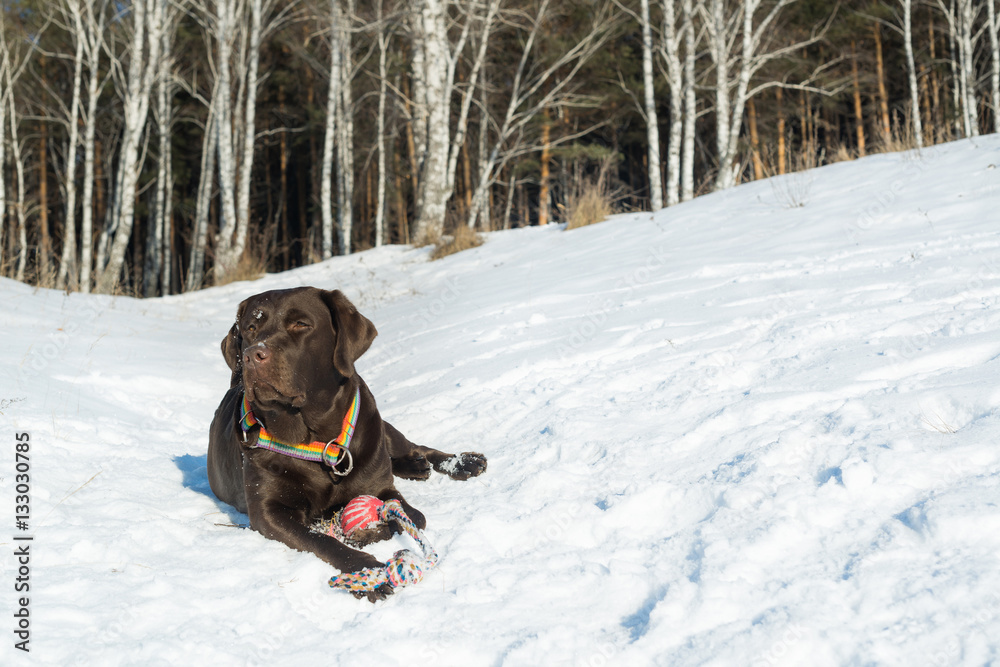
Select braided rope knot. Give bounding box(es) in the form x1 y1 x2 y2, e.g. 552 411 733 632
326 497 438 594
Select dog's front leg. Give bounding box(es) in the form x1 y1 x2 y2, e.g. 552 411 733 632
248 498 382 572
246 498 393 602
384 420 488 481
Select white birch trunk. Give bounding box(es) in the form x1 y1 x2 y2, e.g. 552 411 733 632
145 22 173 297
503 172 515 230
659 0 683 207
233 0 263 267
476 75 489 228
707 0 730 189
374 0 388 247
8 87 27 281
0 118 5 270
320 0 342 258
467 0 610 227
722 3 756 190
0 26 10 259
987 0 1000 134
57 0 87 289
946 1 962 136
641 0 663 211
681 0 697 201
214 0 238 268
186 86 218 292
444 0 499 194
95 0 164 293
336 3 354 256
958 0 979 136
466 0 554 229
213 0 266 280
143 208 161 296
708 0 803 191
162 136 173 293
939 0 980 137
409 8 427 191
900 0 923 148
94 145 122 276
413 0 450 243
78 0 104 293
465 0 612 228
667 89 683 205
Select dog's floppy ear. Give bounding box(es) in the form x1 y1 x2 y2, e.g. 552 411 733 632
221 303 246 386
320 289 377 377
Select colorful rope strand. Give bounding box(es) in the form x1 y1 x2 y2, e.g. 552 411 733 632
325 498 438 594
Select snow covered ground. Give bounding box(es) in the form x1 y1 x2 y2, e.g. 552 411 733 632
3 136 1000 666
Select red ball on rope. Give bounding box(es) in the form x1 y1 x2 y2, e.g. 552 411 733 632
338 495 385 538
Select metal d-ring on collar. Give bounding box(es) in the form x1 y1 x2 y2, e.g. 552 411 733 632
323 442 354 476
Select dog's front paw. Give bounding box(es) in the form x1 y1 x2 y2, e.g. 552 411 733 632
340 554 393 602
434 452 487 480
353 582 394 603
391 455 432 480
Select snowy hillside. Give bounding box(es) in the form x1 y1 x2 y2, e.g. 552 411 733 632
3 136 1000 666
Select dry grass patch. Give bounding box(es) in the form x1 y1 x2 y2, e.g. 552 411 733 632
212 244 269 287
430 224 484 260
565 182 614 230
563 151 619 230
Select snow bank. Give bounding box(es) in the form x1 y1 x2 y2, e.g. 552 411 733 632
3 136 1000 665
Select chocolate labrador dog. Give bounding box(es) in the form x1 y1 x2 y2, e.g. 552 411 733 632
207 287 486 601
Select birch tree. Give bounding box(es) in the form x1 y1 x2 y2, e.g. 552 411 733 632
681 0 698 201
444 0 499 210
373 0 389 247
6 61 28 281
78 0 108 293
900 0 923 147
213 0 239 274
408 0 497 242
320 0 345 257
640 0 663 211
212 0 266 281
956 0 979 137
704 0 831 191
987 0 1000 134
409 0 450 242
621 0 676 208
335 0 355 256
1 13 45 281
209 0 289 282
658 0 685 207
186 83 218 292
95 0 165 293
465 0 617 228
936 0 980 137
872 0 924 148
0 17 11 263
55 0 86 289
144 11 176 296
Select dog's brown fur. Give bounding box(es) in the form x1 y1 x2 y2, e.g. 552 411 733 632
207 287 486 601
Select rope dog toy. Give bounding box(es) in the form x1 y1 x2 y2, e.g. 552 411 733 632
320 495 438 594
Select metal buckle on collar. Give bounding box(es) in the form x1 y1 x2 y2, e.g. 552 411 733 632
322 441 354 476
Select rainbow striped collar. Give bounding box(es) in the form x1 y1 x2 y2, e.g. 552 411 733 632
239 387 361 475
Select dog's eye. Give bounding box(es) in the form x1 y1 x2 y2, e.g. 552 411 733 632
245 323 256 334
291 321 311 331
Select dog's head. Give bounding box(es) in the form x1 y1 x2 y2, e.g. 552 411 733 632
221 287 377 408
